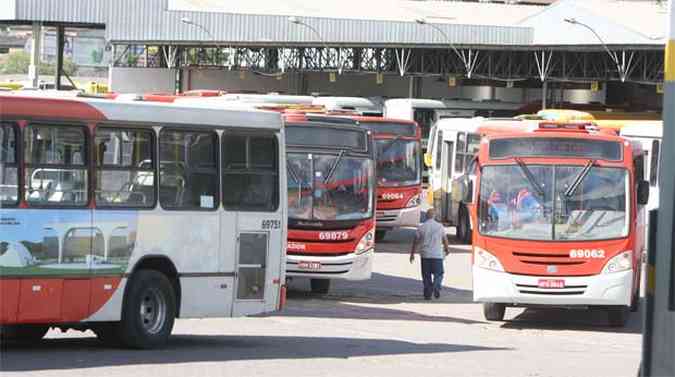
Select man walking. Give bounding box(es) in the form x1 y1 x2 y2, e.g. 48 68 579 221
410 208 450 300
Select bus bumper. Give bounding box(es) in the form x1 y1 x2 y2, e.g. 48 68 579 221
472 266 633 307
376 206 420 229
286 249 373 281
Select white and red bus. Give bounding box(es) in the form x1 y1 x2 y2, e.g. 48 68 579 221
283 114 376 294
472 122 649 326
0 93 287 348
351 117 422 241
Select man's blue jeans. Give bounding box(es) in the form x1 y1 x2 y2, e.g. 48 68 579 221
421 258 444 298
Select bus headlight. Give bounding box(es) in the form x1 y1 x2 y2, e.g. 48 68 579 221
406 195 420 208
602 250 633 274
474 247 504 272
355 229 375 255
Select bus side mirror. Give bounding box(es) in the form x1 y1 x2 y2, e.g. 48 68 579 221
637 181 650 206
424 153 432 168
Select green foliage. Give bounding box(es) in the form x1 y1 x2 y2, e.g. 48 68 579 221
0 50 78 76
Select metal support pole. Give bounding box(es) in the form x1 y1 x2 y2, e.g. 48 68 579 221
408 76 414 98
55 25 65 90
642 2 675 376
29 22 41 88
541 80 547 110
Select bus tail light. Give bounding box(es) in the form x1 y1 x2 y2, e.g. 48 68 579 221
474 247 504 272
355 229 375 254
602 250 633 274
406 195 420 208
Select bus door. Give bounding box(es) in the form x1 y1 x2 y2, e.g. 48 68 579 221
222 132 284 316
440 139 454 222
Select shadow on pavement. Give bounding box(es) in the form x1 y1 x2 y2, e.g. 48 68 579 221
0 334 508 372
499 303 643 334
272 300 484 325
287 272 474 305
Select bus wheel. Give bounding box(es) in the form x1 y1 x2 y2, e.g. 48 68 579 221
483 303 506 321
375 230 387 242
310 279 330 294
607 306 629 327
119 269 176 349
457 206 471 244
0 325 49 343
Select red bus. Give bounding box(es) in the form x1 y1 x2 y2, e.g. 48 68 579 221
472 122 649 326
351 117 422 241
283 114 376 294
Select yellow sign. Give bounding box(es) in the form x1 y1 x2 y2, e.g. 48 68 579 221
506 80 514 89
239 71 246 80
657 82 664 94
276 74 283 81
376 72 384 85
329 72 336 83
590 81 600 92
448 76 456 87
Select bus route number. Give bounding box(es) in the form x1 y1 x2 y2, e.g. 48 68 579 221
569 249 605 259
319 231 350 241
262 220 281 230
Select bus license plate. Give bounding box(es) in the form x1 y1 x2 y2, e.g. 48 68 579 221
538 279 565 289
376 211 385 217
298 261 322 270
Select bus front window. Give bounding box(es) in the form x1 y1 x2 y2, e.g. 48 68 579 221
288 153 374 221
375 139 420 187
479 164 629 241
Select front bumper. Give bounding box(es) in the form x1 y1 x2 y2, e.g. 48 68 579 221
286 249 373 281
376 206 420 229
472 266 633 307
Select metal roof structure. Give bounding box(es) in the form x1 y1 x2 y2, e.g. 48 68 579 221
0 0 668 84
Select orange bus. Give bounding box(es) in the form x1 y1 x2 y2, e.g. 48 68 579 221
472 122 650 327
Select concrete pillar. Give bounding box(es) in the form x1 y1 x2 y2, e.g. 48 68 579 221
29 22 41 88
541 80 548 110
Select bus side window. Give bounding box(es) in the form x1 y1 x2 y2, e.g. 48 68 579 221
634 154 645 184
24 124 88 206
455 132 466 173
0 123 18 207
435 131 443 170
222 133 279 212
650 140 660 187
95 127 155 208
159 129 219 210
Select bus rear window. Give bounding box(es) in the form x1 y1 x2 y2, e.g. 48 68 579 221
286 125 367 151
489 138 622 161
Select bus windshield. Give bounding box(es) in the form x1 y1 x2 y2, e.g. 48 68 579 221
375 139 420 187
287 152 374 221
479 164 629 241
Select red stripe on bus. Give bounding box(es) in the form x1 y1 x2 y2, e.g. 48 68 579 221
0 96 107 120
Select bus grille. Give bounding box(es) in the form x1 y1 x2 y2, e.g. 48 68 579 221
516 283 587 296
512 251 586 266
376 214 398 223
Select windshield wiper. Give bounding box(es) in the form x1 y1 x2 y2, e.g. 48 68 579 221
515 157 545 198
324 149 346 184
564 160 595 198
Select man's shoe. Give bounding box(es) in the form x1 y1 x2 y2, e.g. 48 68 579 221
434 289 440 299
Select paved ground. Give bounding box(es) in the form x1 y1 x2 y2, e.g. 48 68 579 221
0 227 643 377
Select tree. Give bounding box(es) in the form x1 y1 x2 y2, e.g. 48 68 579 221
0 51 78 76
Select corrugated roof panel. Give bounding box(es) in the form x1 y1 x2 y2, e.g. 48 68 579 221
14 0 107 24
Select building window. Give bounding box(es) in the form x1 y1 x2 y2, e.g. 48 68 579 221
95 127 155 207
159 129 219 210
0 123 18 206
24 124 88 206
222 134 279 212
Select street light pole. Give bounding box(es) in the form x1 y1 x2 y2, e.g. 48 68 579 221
564 17 633 82
416 18 478 80
288 16 340 74
181 17 227 68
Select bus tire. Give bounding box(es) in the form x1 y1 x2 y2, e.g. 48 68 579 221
310 279 330 294
0 324 49 343
607 306 630 327
375 230 387 242
457 206 471 244
119 269 176 349
483 303 506 321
